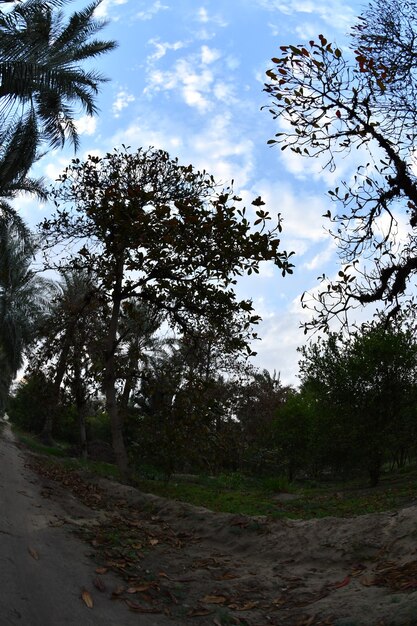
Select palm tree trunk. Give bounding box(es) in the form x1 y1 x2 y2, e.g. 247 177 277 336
41 324 74 443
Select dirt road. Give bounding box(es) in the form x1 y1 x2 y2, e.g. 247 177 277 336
0 424 170 626
4 423 417 625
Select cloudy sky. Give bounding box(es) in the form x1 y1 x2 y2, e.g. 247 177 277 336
24 0 367 385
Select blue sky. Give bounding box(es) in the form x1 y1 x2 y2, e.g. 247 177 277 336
23 0 366 385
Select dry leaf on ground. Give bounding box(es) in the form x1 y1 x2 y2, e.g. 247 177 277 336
81 588 93 608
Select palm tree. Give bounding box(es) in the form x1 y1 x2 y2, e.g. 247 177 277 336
0 219 53 411
0 0 116 182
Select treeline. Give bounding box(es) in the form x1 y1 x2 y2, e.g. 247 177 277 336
10 313 417 487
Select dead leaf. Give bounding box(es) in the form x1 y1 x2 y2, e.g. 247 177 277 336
127 583 157 593
187 607 212 617
95 566 108 575
124 599 161 613
93 577 106 592
149 538 159 546
228 600 259 611
360 576 375 587
28 547 39 560
81 589 94 609
332 576 350 589
216 571 240 580
202 594 227 605
295 616 315 626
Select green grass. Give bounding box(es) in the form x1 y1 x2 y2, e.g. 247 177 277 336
12 427 417 520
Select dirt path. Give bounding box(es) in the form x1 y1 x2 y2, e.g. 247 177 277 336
6 424 417 625
0 424 170 626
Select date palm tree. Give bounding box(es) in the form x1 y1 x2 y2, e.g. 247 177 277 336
0 0 116 185
0 219 53 411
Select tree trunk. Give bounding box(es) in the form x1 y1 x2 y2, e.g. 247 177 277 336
41 326 74 444
103 257 129 478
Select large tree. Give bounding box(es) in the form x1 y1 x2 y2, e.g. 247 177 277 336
264 0 417 330
40 146 294 476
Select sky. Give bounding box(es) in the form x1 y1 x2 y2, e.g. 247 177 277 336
22 0 367 385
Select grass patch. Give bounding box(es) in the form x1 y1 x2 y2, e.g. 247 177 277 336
12 428 417 520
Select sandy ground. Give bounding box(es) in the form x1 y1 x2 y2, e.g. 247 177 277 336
6 423 417 625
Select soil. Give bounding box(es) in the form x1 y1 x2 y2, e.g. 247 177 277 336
10 425 417 625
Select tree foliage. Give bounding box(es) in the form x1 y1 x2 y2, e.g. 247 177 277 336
298 321 417 484
40 146 294 474
264 0 417 329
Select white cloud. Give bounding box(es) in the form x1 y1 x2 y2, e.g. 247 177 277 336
135 1 169 21
94 0 128 19
302 240 336 271
256 0 355 30
147 38 186 62
201 45 221 65
145 56 215 113
112 89 136 118
196 7 228 27
75 115 97 136
44 157 70 182
110 110 255 188
249 298 307 385
255 180 330 243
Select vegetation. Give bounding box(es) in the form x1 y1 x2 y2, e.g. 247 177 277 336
39 146 294 476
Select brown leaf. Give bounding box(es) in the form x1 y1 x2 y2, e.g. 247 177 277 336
126 583 156 594
228 600 259 611
81 589 94 609
187 607 212 617
124 599 161 613
28 547 39 560
149 538 159 546
360 576 375 587
202 594 227 605
332 576 350 589
95 566 108 575
93 577 106 592
217 571 240 580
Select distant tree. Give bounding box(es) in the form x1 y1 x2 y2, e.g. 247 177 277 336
40 146 294 476
264 0 417 329
0 220 52 411
299 321 417 485
235 368 290 473
33 269 104 444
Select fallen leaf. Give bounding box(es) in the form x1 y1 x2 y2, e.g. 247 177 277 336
228 600 259 611
149 538 159 546
332 576 350 589
124 599 161 613
187 607 212 617
93 577 106 592
126 583 156 593
216 571 240 580
202 594 227 605
95 567 108 575
81 589 94 609
360 576 375 587
28 547 39 560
